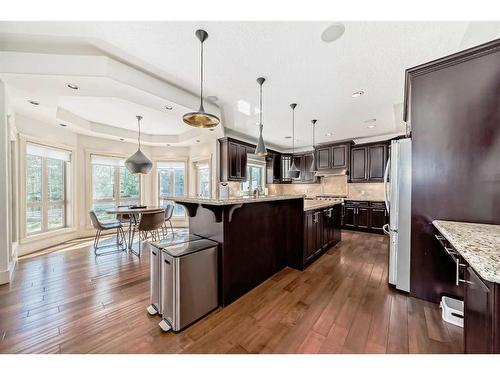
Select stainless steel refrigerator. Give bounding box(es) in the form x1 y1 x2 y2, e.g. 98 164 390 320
383 138 411 292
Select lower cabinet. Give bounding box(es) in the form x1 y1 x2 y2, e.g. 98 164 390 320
464 266 495 353
303 204 341 266
342 200 388 234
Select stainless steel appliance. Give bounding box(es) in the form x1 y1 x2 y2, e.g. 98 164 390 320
147 231 201 316
157 239 218 333
383 138 411 292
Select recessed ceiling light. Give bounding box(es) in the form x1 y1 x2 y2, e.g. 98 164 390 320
209 129 215 132
326 132 333 137
28 100 40 106
119 138 125 141
207 95 218 102
59 123 68 127
364 118 377 123
196 140 201 143
166 144 171 147
351 90 365 98
67 83 79 90
367 124 377 129
284 136 292 139
321 23 346 43
165 105 173 111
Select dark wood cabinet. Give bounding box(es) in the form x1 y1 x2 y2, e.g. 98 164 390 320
316 142 350 171
350 147 368 181
332 144 350 169
464 266 494 354
303 205 341 267
302 153 317 183
317 147 331 170
266 152 282 184
367 144 387 181
350 142 388 182
342 200 388 234
281 154 292 182
219 138 249 182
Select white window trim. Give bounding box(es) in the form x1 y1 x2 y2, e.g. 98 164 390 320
191 155 212 198
18 134 76 244
153 158 188 220
241 158 266 193
85 149 144 228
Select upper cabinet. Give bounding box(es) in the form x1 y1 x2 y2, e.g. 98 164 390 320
350 142 388 183
219 138 250 182
316 142 351 170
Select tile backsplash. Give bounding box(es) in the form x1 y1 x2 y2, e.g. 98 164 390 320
222 176 385 202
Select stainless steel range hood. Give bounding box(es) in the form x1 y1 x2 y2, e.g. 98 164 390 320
314 168 349 177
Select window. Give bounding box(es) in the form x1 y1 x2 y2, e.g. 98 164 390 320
25 143 71 235
241 159 265 193
195 161 210 198
91 155 140 221
157 161 186 217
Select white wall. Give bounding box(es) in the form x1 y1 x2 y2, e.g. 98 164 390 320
188 141 218 198
12 113 194 256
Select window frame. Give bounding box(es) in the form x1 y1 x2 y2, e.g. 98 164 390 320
193 156 212 198
241 159 266 193
19 135 75 241
154 159 188 218
89 153 142 222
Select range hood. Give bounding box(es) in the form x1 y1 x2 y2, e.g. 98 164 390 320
314 168 349 177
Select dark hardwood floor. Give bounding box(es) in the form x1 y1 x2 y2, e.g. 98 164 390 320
0 230 463 354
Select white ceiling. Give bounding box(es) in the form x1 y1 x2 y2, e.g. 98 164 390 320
1 21 499 149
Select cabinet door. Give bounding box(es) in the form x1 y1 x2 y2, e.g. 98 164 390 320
238 144 248 180
304 211 316 261
317 147 331 169
266 154 274 184
332 144 348 168
315 211 323 253
370 208 387 231
273 154 281 182
356 207 370 228
368 144 387 181
281 155 292 182
350 147 367 182
465 267 493 353
343 206 356 228
302 153 316 183
228 142 240 179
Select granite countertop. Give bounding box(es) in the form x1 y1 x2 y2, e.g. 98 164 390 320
168 195 305 206
303 200 343 211
433 220 500 283
345 198 385 202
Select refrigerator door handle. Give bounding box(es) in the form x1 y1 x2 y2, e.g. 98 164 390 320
382 223 390 236
383 156 391 214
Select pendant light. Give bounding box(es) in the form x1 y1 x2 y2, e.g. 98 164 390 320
255 77 267 156
182 29 220 128
125 115 153 174
310 119 318 172
288 103 301 179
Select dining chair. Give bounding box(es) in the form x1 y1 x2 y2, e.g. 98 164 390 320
162 204 175 237
130 210 166 257
89 210 127 256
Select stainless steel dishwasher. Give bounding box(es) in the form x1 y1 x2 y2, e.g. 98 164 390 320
147 232 201 316
158 239 218 333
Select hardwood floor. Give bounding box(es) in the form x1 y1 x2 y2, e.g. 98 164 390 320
0 230 463 354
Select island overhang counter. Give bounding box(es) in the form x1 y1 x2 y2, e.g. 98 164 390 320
169 195 342 306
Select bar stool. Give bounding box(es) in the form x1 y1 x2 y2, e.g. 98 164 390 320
131 210 166 257
89 210 127 256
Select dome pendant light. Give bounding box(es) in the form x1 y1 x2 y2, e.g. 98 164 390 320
288 103 301 179
310 119 318 173
125 115 153 174
182 29 220 128
255 77 267 157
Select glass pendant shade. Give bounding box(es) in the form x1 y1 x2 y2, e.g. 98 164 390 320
255 77 267 156
125 115 153 174
310 119 318 172
182 29 220 129
288 103 301 179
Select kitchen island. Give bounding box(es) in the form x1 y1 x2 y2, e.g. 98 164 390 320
170 195 342 306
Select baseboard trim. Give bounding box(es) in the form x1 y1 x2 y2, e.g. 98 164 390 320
0 259 16 285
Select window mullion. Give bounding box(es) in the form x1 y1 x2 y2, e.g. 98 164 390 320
114 166 120 206
42 157 48 232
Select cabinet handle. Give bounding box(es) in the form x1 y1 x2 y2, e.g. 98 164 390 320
455 258 473 285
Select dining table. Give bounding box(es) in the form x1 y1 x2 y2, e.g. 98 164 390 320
105 206 165 251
